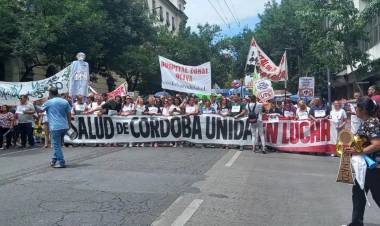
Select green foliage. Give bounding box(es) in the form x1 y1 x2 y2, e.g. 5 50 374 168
1 0 379 93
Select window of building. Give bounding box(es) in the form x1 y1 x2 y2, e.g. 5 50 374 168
159 7 164 22
152 0 156 15
359 12 380 51
166 12 170 27
370 15 380 48
172 16 176 31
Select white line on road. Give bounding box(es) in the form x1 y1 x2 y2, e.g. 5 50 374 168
225 151 242 167
170 199 203 226
151 196 184 226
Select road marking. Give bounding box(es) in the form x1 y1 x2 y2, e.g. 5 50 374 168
225 151 242 167
170 199 203 226
151 196 184 226
0 148 38 157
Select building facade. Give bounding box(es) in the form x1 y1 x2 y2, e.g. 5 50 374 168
145 0 187 33
334 0 380 98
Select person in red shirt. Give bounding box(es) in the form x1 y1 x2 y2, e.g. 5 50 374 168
368 85 380 119
368 85 380 104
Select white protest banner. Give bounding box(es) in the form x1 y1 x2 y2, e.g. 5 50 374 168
254 79 274 102
246 37 287 82
159 56 211 94
65 115 337 153
107 82 128 98
298 77 315 97
0 66 71 105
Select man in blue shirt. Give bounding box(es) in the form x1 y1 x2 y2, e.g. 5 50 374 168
43 87 72 168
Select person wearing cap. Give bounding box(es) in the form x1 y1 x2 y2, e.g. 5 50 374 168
15 95 36 148
42 87 72 168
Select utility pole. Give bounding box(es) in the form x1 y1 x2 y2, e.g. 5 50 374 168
326 66 332 108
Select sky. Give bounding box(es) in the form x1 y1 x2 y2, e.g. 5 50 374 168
184 0 271 36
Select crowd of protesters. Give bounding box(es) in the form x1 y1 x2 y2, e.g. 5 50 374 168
1 85 380 154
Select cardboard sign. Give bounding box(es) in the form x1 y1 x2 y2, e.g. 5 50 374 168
255 79 274 102
298 77 315 97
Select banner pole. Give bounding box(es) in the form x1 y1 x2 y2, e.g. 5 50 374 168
284 50 288 101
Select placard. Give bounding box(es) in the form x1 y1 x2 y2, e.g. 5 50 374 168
298 77 315 97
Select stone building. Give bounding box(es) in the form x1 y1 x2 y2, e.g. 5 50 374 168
334 0 380 98
145 0 187 33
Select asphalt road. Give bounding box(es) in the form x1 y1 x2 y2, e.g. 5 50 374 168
0 145 379 226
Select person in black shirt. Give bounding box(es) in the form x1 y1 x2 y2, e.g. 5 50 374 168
100 96 122 116
345 96 380 226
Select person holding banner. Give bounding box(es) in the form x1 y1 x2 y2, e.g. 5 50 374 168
200 99 216 115
144 96 162 148
71 95 88 115
181 96 199 116
296 100 309 120
218 97 231 117
144 96 162 116
170 97 182 116
344 97 380 226
120 96 136 116
282 99 296 118
309 98 329 121
87 95 105 115
230 94 247 119
100 96 122 116
0 105 15 150
134 96 146 115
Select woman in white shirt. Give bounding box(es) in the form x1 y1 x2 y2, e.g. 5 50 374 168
296 100 309 120
134 96 146 116
72 95 88 115
87 96 105 115
180 96 199 116
170 97 182 116
143 96 161 148
120 96 136 116
330 100 347 131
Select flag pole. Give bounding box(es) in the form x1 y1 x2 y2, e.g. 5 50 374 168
284 50 288 101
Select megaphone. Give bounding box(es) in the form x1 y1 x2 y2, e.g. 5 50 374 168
364 155 378 169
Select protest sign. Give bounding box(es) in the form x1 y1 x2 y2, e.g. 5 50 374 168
0 66 71 105
159 56 211 94
66 115 337 153
254 79 274 102
107 82 128 98
298 77 315 97
246 38 287 82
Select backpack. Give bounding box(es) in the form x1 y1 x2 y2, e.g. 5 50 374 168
248 103 258 124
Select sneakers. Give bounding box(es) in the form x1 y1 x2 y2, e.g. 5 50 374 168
53 164 66 168
50 161 56 167
50 160 66 168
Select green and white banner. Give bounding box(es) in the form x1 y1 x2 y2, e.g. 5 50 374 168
0 66 71 105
